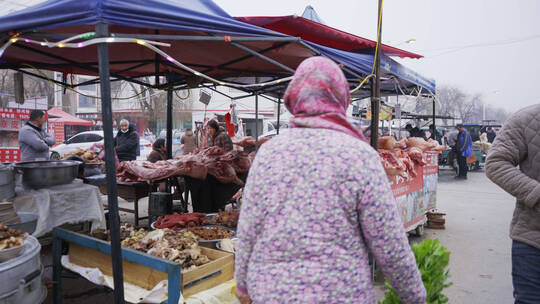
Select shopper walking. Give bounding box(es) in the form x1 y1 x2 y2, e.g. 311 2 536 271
234 57 426 304
486 104 540 304
455 124 472 179
486 127 497 143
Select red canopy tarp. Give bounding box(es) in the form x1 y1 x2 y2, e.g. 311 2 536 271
236 16 423 59
47 107 93 126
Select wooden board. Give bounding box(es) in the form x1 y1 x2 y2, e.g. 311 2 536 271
68 243 234 298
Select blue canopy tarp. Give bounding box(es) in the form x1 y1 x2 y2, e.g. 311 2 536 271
0 0 280 37
307 42 436 93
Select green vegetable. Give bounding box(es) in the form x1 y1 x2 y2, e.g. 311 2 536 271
379 239 452 304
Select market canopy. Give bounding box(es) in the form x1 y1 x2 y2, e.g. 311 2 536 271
47 107 93 126
0 0 317 90
0 0 434 96
236 14 423 59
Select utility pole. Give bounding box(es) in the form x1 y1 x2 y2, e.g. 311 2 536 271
370 0 383 149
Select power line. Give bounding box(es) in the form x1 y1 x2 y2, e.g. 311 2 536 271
420 33 540 58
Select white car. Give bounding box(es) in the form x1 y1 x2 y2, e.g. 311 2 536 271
50 131 104 160
51 131 153 161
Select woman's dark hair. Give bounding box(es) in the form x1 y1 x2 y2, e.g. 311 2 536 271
153 138 165 150
207 119 219 131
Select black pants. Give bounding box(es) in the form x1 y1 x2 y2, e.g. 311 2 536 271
457 153 468 177
185 174 246 213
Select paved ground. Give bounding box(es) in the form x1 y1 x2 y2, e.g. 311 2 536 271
43 167 515 303
422 168 514 303
375 167 515 303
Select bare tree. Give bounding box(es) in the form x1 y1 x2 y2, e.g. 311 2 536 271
436 85 509 124
436 86 465 124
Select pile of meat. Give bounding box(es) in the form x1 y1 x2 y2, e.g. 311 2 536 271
185 226 235 241
154 213 207 230
121 228 210 272
116 147 250 185
233 136 273 149
378 136 448 179
202 210 240 228
62 149 101 163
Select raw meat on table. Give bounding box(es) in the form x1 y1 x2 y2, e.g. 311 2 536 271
378 150 408 178
207 160 244 186
406 147 427 166
378 136 406 150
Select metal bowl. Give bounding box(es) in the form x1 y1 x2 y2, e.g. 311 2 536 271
7 212 38 235
14 160 81 189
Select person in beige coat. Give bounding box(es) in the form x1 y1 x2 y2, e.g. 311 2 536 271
181 128 196 154
485 104 540 304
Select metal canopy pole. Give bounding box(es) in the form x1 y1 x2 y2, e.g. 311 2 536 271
230 42 295 74
277 98 281 135
255 93 259 149
95 23 125 304
166 87 173 159
432 96 436 140
370 0 383 149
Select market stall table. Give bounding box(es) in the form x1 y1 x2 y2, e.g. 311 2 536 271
13 179 105 237
99 181 152 227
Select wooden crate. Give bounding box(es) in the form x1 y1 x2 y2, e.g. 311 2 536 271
68 243 234 298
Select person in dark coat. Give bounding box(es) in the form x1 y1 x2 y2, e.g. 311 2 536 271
429 124 443 144
115 119 138 162
455 124 473 179
405 123 427 140
486 127 497 143
147 138 167 163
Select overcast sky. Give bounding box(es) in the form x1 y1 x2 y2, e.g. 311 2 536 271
215 0 540 113
4 0 539 113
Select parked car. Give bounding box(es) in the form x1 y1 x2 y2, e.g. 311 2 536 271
51 130 152 161
50 131 105 160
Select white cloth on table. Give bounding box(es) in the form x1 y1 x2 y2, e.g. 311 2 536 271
13 179 105 237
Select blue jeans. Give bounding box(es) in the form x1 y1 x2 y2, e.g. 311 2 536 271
512 240 540 304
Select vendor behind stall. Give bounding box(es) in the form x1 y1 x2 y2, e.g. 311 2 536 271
429 124 443 144
18 110 56 162
147 139 167 163
207 120 233 151
115 119 138 162
405 123 427 139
